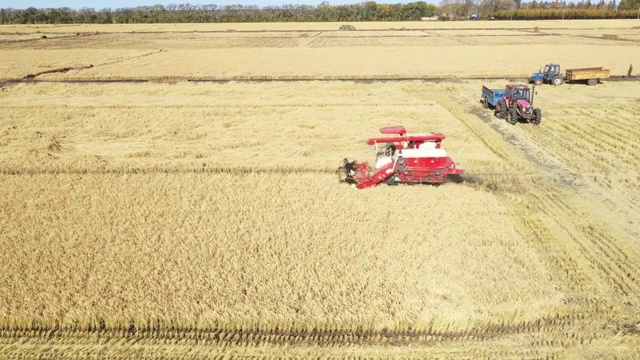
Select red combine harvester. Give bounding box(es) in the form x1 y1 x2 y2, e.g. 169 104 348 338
339 126 465 189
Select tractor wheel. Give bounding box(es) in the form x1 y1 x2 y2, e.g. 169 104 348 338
532 108 542 125
587 79 598 86
483 97 489 109
507 108 518 125
495 99 507 119
534 79 543 86
552 77 563 86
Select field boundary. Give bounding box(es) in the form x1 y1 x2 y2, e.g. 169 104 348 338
3 75 638 85
0 32 103 44
4 26 633 34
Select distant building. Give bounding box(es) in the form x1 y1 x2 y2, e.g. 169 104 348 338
440 12 457 20
421 15 439 21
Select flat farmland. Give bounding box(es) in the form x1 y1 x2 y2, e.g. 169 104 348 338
1 20 639 80
1 20 639 359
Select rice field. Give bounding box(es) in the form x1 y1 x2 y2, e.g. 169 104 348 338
1 20 640 359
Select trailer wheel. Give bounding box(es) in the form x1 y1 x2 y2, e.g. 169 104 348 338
507 108 518 125
552 77 563 86
534 79 543 86
587 79 598 86
483 97 489 109
496 99 507 119
532 108 542 125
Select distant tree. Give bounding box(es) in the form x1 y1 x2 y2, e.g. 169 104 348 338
618 0 639 10
0 2 637 24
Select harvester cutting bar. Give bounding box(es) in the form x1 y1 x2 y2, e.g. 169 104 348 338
351 162 396 189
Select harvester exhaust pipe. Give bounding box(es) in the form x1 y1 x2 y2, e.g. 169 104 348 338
531 85 536 106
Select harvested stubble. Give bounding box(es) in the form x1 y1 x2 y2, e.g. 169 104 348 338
35 43 640 81
2 27 632 81
0 49 151 81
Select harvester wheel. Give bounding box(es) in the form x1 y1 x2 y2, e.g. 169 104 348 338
495 99 507 119
587 79 598 86
534 79 543 86
532 108 542 125
483 97 489 109
552 77 563 86
507 108 518 125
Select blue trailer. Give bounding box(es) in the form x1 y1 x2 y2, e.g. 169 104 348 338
481 85 505 109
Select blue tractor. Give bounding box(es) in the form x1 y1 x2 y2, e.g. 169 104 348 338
529 64 564 86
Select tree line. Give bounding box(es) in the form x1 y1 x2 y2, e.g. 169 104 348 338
440 0 639 19
0 2 437 24
0 1 638 24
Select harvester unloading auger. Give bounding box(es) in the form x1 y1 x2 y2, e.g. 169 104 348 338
339 126 465 189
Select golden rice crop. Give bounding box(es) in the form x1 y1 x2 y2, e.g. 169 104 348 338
1 23 640 358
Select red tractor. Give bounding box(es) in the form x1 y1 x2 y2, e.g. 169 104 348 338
481 84 541 125
339 126 465 189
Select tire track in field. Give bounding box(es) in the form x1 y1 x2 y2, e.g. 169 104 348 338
0 49 167 87
523 105 640 221
420 88 610 300
527 119 624 173
598 114 640 140
469 105 585 188
461 92 640 300
530 191 640 298
508 168 640 313
0 311 604 349
424 86 640 320
0 32 102 45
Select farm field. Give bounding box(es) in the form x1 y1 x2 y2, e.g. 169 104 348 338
1 20 640 358
1 20 640 81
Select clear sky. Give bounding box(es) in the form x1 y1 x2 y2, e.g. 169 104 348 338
0 0 437 10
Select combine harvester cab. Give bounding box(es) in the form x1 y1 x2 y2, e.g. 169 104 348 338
340 126 464 189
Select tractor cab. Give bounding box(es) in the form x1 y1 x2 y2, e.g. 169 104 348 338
530 63 561 85
505 84 532 104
